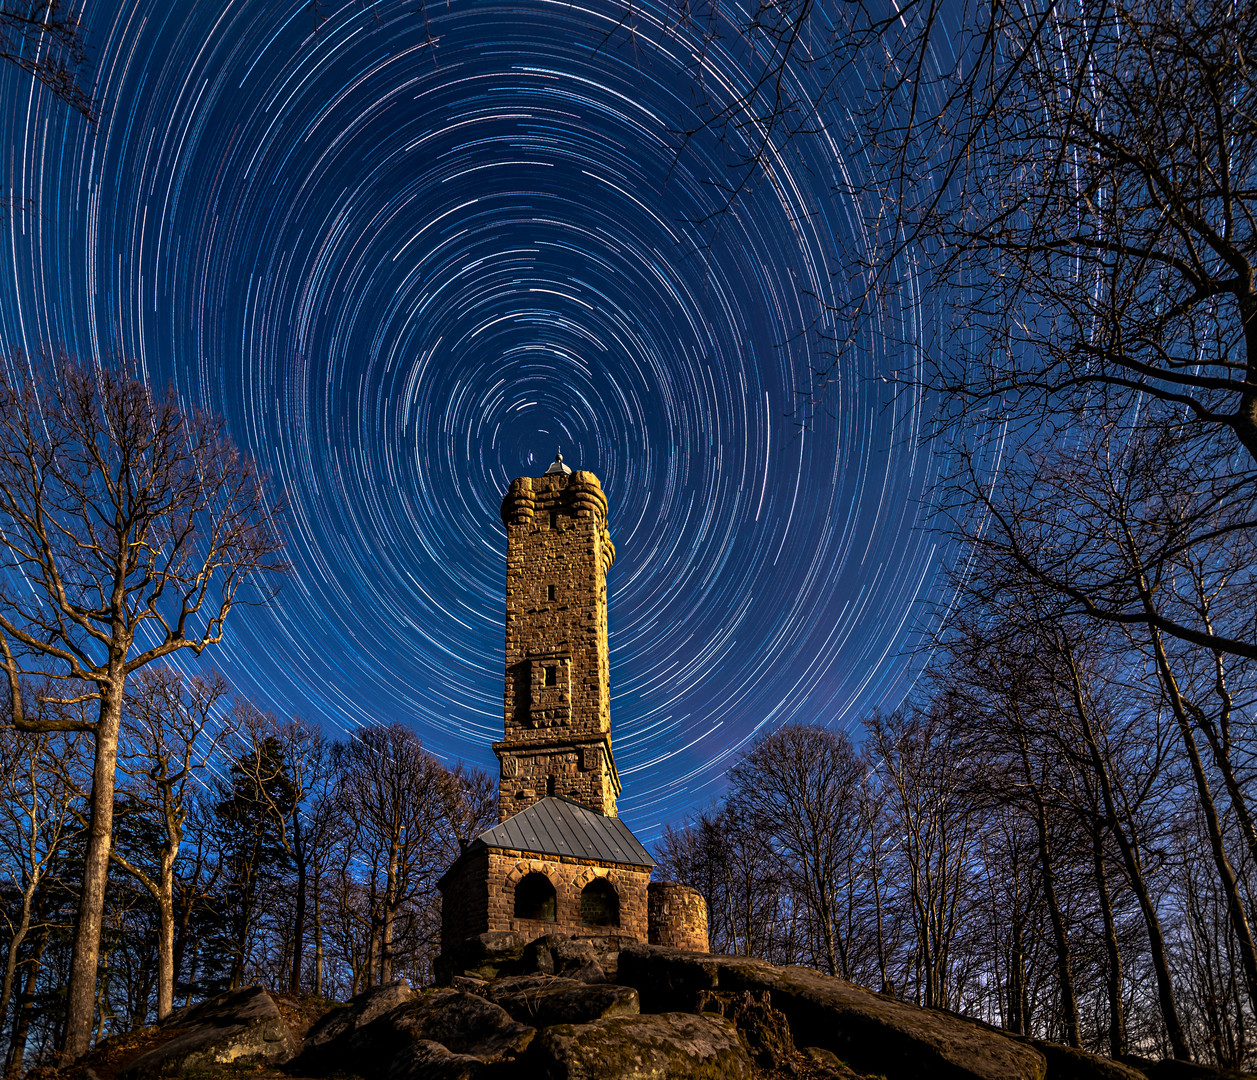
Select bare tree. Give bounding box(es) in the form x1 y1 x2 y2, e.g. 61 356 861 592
109 667 233 1019
729 723 863 977
655 803 794 961
338 723 484 985
0 703 80 1035
866 709 982 1011
0 2 96 121
668 0 1257 468
0 356 286 1058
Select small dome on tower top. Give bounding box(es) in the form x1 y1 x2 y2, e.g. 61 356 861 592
544 449 572 475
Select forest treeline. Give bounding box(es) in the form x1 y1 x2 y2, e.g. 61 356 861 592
652 0 1257 1068
0 681 493 1076
657 421 1257 1070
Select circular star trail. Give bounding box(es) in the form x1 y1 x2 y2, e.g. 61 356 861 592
0 0 947 838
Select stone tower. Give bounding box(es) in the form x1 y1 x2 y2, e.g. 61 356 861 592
494 452 621 820
434 452 709 974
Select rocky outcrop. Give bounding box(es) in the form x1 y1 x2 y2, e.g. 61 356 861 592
487 975 639 1026
522 933 638 982
525 1011 753 1080
618 944 1047 1080
1028 1041 1148 1080
384 1039 488 1080
101 944 1238 1080
434 931 527 984
288 980 415 1074
121 987 292 1080
356 989 535 1068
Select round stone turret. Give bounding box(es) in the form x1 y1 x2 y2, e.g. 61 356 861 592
648 882 709 952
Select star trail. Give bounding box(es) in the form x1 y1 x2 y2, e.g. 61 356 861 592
0 0 948 839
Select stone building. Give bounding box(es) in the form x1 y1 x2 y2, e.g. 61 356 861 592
437 453 707 963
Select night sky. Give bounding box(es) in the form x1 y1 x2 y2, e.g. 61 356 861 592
0 0 948 840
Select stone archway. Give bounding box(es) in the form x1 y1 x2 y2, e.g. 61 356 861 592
513 871 557 922
579 877 620 927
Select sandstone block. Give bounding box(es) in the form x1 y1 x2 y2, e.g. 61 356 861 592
435 930 527 984
121 987 291 1080
1027 1041 1148 1080
288 979 414 1073
360 989 534 1066
487 975 639 1026
384 1039 486 1080
525 1011 752 1080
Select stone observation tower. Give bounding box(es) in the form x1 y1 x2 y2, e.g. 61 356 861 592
436 452 708 974
496 451 620 819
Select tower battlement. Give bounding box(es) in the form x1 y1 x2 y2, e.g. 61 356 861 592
494 462 620 819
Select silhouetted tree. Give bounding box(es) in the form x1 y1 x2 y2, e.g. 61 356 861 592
0 356 286 1057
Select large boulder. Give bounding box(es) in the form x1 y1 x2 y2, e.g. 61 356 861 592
523 934 637 981
617 944 1047 1080
121 987 292 1080
1122 1059 1257 1080
436 932 527 984
288 980 415 1073
384 1039 487 1080
1029 1040 1148 1080
352 989 534 1070
525 1011 753 1080
804 1045 866 1079
487 975 639 1026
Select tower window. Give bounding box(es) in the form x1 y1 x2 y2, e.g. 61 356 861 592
546 775 556 796
550 510 558 529
544 665 558 687
548 584 556 602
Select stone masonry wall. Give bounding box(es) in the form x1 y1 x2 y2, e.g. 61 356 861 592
439 845 650 954
647 881 710 952
439 847 490 955
484 849 649 942
496 471 619 820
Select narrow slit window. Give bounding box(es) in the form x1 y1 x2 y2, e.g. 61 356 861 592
546 775 556 796
548 584 556 602
544 665 558 687
549 510 558 529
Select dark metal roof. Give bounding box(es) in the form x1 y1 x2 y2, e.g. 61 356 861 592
473 796 655 869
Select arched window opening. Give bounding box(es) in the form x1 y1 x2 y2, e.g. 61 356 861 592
580 878 619 927
514 872 557 922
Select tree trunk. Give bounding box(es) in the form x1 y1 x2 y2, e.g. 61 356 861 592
4 928 48 1080
1019 740 1081 1047
381 846 398 984
63 682 123 1060
0 883 34 1034
290 828 307 995
1194 640 1257 871
868 815 890 995
1061 646 1190 1059
1146 624 1257 1019
313 868 324 999
1009 911 1029 1036
156 853 175 1020
1091 822 1125 1057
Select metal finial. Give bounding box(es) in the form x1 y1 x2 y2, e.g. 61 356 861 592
544 446 572 475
